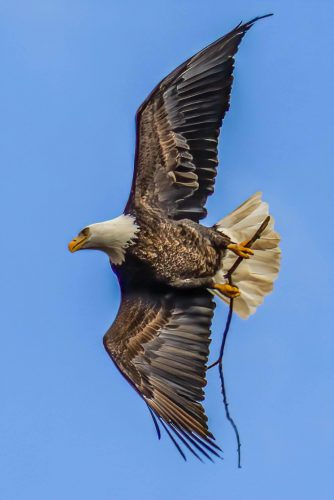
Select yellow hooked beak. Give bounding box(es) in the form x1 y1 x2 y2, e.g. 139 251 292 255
68 234 88 253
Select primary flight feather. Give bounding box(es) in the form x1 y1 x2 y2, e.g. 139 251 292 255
68 15 280 460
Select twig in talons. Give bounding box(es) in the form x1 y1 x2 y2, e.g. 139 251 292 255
209 217 270 467
225 216 271 279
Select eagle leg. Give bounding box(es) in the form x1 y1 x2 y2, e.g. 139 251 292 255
227 240 254 259
213 283 240 298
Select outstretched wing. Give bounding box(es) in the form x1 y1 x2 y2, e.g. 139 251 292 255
103 285 220 460
125 15 272 221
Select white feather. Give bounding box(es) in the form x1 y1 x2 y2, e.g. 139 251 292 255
214 192 281 319
87 214 139 265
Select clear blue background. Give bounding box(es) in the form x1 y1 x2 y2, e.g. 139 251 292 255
1 1 333 499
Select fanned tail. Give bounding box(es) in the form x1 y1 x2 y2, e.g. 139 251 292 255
214 192 281 319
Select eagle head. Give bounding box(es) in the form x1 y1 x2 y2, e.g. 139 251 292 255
68 214 139 265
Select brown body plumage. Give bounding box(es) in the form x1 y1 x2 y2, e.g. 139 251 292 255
123 207 230 286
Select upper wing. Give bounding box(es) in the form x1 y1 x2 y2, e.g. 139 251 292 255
125 15 272 221
103 285 219 460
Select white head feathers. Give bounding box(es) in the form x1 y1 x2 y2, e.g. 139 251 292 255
86 214 139 265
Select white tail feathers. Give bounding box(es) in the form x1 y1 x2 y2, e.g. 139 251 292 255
213 192 281 319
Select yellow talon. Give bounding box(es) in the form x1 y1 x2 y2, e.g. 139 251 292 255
227 240 254 259
213 283 240 298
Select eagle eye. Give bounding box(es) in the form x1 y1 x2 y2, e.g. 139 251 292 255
80 227 89 237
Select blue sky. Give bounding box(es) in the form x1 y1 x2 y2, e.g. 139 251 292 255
1 1 333 499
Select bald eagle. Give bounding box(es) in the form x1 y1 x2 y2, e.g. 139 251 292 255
68 15 280 460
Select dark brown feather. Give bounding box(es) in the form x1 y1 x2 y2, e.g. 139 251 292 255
103 285 219 458
125 16 272 221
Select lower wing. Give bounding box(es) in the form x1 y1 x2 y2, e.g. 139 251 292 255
103 284 221 461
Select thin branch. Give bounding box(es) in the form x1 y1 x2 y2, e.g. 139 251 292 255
208 298 234 370
219 356 242 468
225 216 270 279
208 216 271 467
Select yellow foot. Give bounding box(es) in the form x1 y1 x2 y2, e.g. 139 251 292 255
227 240 254 259
213 283 240 298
